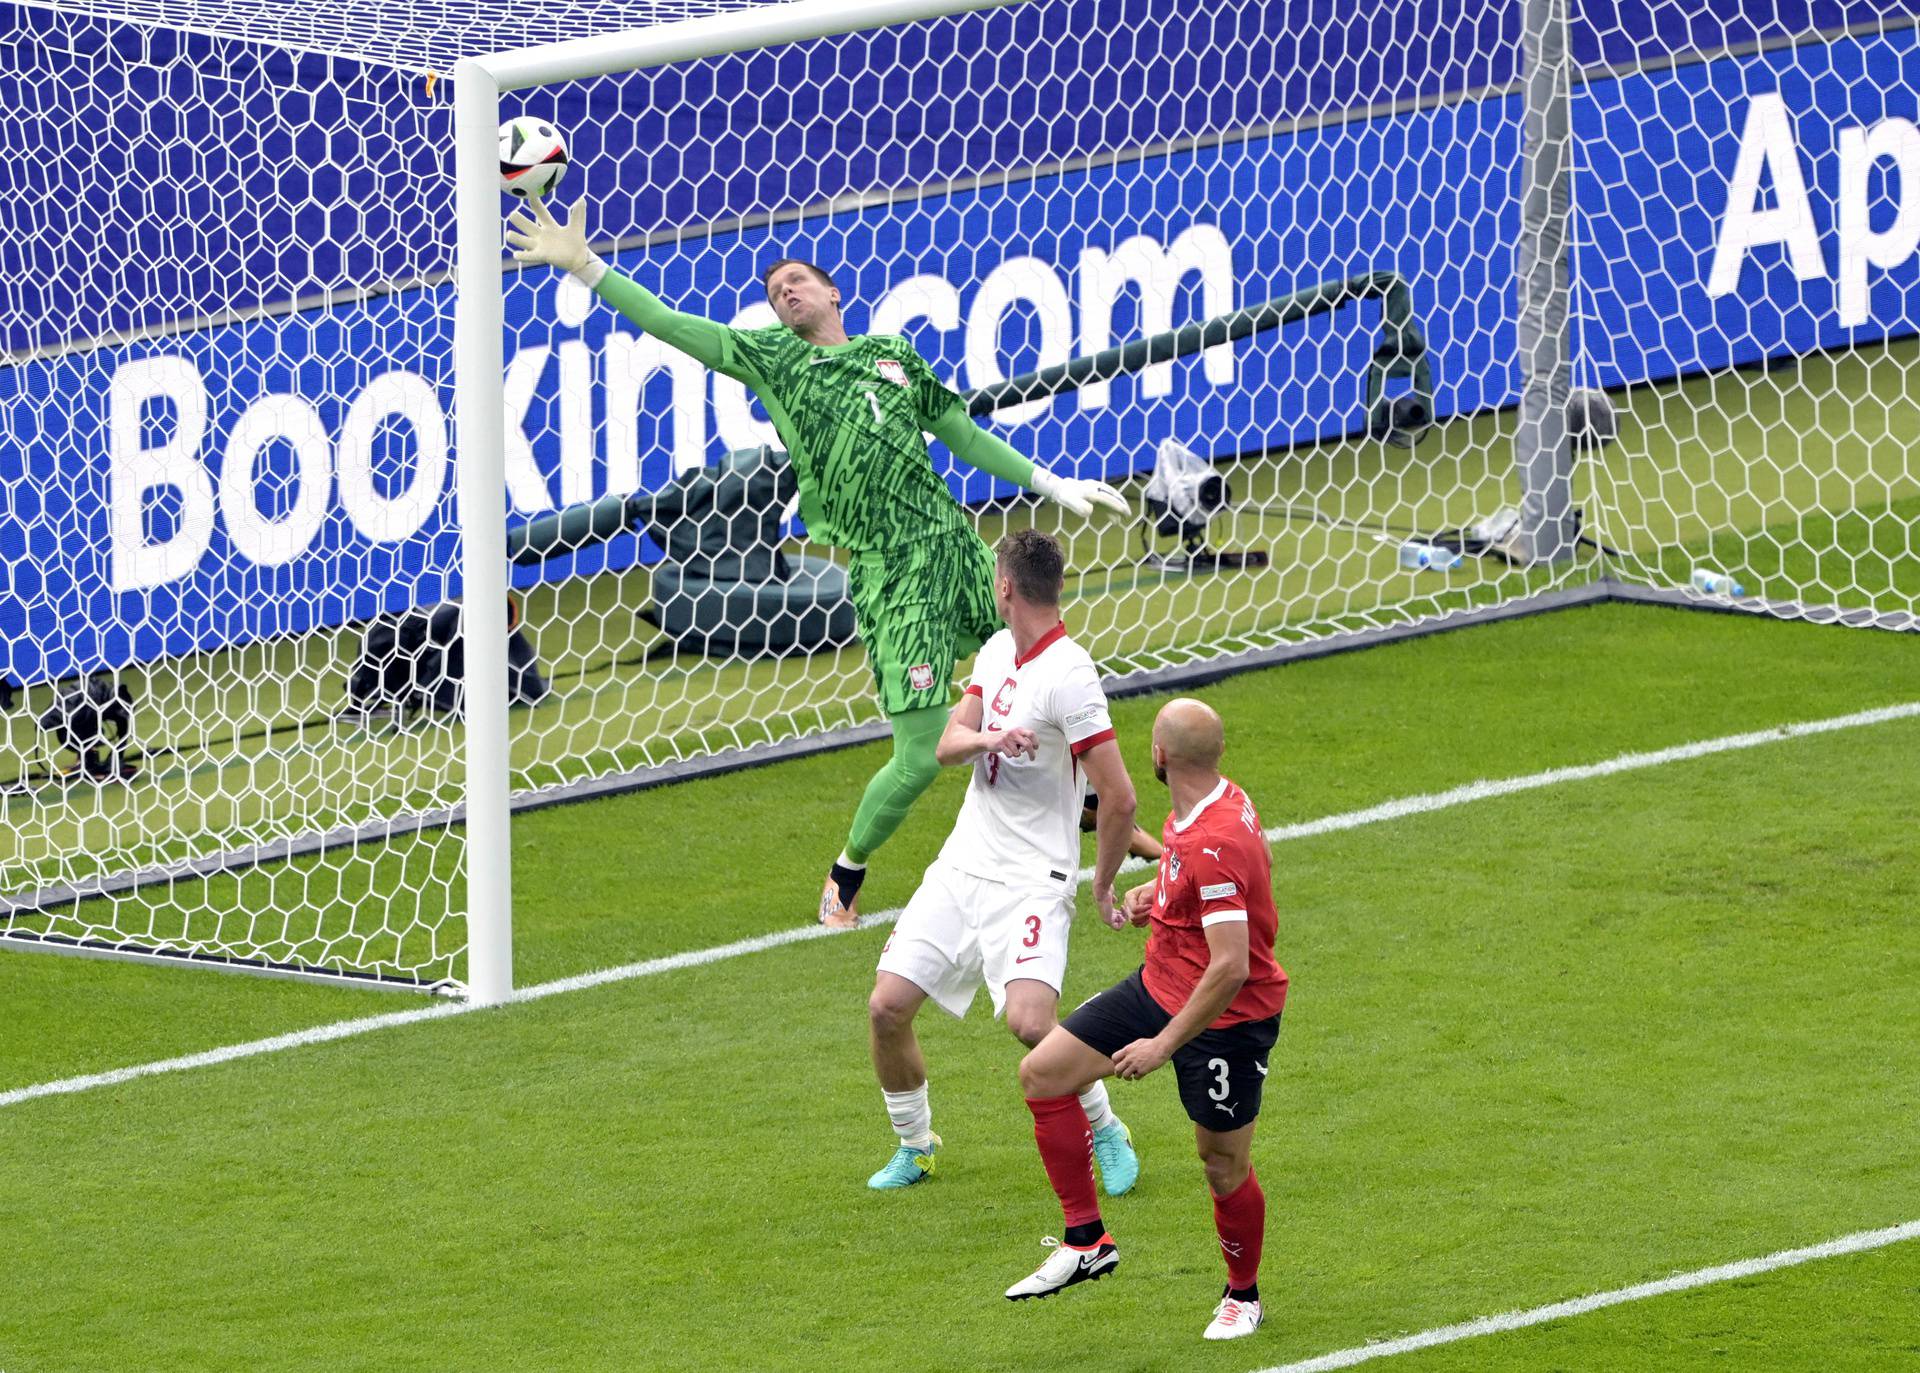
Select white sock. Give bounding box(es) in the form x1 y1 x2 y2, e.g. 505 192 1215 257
883 1083 933 1148
837 850 866 871
1079 1080 1116 1133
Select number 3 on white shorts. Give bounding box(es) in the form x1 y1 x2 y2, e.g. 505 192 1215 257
1207 1056 1230 1101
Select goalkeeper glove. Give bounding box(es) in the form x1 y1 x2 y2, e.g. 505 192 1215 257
1030 466 1130 520
505 197 607 287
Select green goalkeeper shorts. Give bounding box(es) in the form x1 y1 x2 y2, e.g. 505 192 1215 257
848 530 1001 715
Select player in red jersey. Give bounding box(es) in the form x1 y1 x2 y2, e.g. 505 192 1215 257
1002 697 1285 1343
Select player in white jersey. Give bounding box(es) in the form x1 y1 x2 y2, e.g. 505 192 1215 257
863 529 1144 1193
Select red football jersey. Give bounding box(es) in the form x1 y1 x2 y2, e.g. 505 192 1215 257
1142 776 1288 1026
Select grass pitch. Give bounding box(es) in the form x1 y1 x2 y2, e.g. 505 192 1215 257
1 603 1916 1372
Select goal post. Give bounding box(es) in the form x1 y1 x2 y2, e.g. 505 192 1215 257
1514 0 1576 566
452 56 512 1007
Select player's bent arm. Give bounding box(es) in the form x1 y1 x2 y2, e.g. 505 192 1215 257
934 692 989 766
1077 740 1137 900
1155 921 1250 1053
927 409 1130 520
934 693 1035 766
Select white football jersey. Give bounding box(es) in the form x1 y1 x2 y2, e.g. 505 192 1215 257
938 623 1117 888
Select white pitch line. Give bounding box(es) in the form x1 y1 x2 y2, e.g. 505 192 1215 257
1255 1218 1920 1373
1252 698 1920 848
3 698 1917 1114
0 1000 470 1110
0 921 855 1111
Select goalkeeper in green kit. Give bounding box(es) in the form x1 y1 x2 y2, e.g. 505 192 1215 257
507 199 1129 926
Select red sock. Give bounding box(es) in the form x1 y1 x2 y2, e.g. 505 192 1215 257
1212 1168 1265 1290
1025 1095 1101 1231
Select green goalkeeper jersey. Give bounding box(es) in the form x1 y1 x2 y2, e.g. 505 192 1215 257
591 270 1037 554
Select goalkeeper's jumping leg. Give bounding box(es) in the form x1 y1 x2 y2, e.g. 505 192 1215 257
823 531 998 927
819 704 945 927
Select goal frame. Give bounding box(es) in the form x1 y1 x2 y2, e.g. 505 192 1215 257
451 0 1028 1005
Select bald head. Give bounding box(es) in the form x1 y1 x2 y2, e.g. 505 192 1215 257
1152 697 1224 784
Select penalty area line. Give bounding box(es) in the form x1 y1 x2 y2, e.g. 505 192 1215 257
2 697 1917 1114
1253 1218 1920 1373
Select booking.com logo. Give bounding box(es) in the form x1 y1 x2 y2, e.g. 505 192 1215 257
103 225 1237 592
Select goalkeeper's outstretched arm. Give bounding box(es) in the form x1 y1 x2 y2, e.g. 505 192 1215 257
505 198 758 384
927 407 1130 520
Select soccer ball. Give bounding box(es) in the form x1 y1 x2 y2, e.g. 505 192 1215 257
499 116 568 199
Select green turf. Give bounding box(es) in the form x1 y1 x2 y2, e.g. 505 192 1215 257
1 604 1916 1371
1392 1240 1920 1371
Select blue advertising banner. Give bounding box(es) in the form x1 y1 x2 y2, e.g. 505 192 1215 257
8 0 1900 355
1578 24 1920 383
3 23 1917 684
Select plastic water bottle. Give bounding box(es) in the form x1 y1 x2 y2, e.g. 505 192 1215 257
1690 566 1746 598
1398 540 1463 572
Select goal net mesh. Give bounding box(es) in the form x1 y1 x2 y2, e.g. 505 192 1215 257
0 0 1912 989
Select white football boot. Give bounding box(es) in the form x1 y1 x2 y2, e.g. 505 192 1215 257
1004 1235 1119 1300
1203 1294 1263 1340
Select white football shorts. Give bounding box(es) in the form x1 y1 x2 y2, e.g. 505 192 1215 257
876 860 1075 1019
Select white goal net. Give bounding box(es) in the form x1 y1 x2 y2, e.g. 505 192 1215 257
1 0 1913 993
